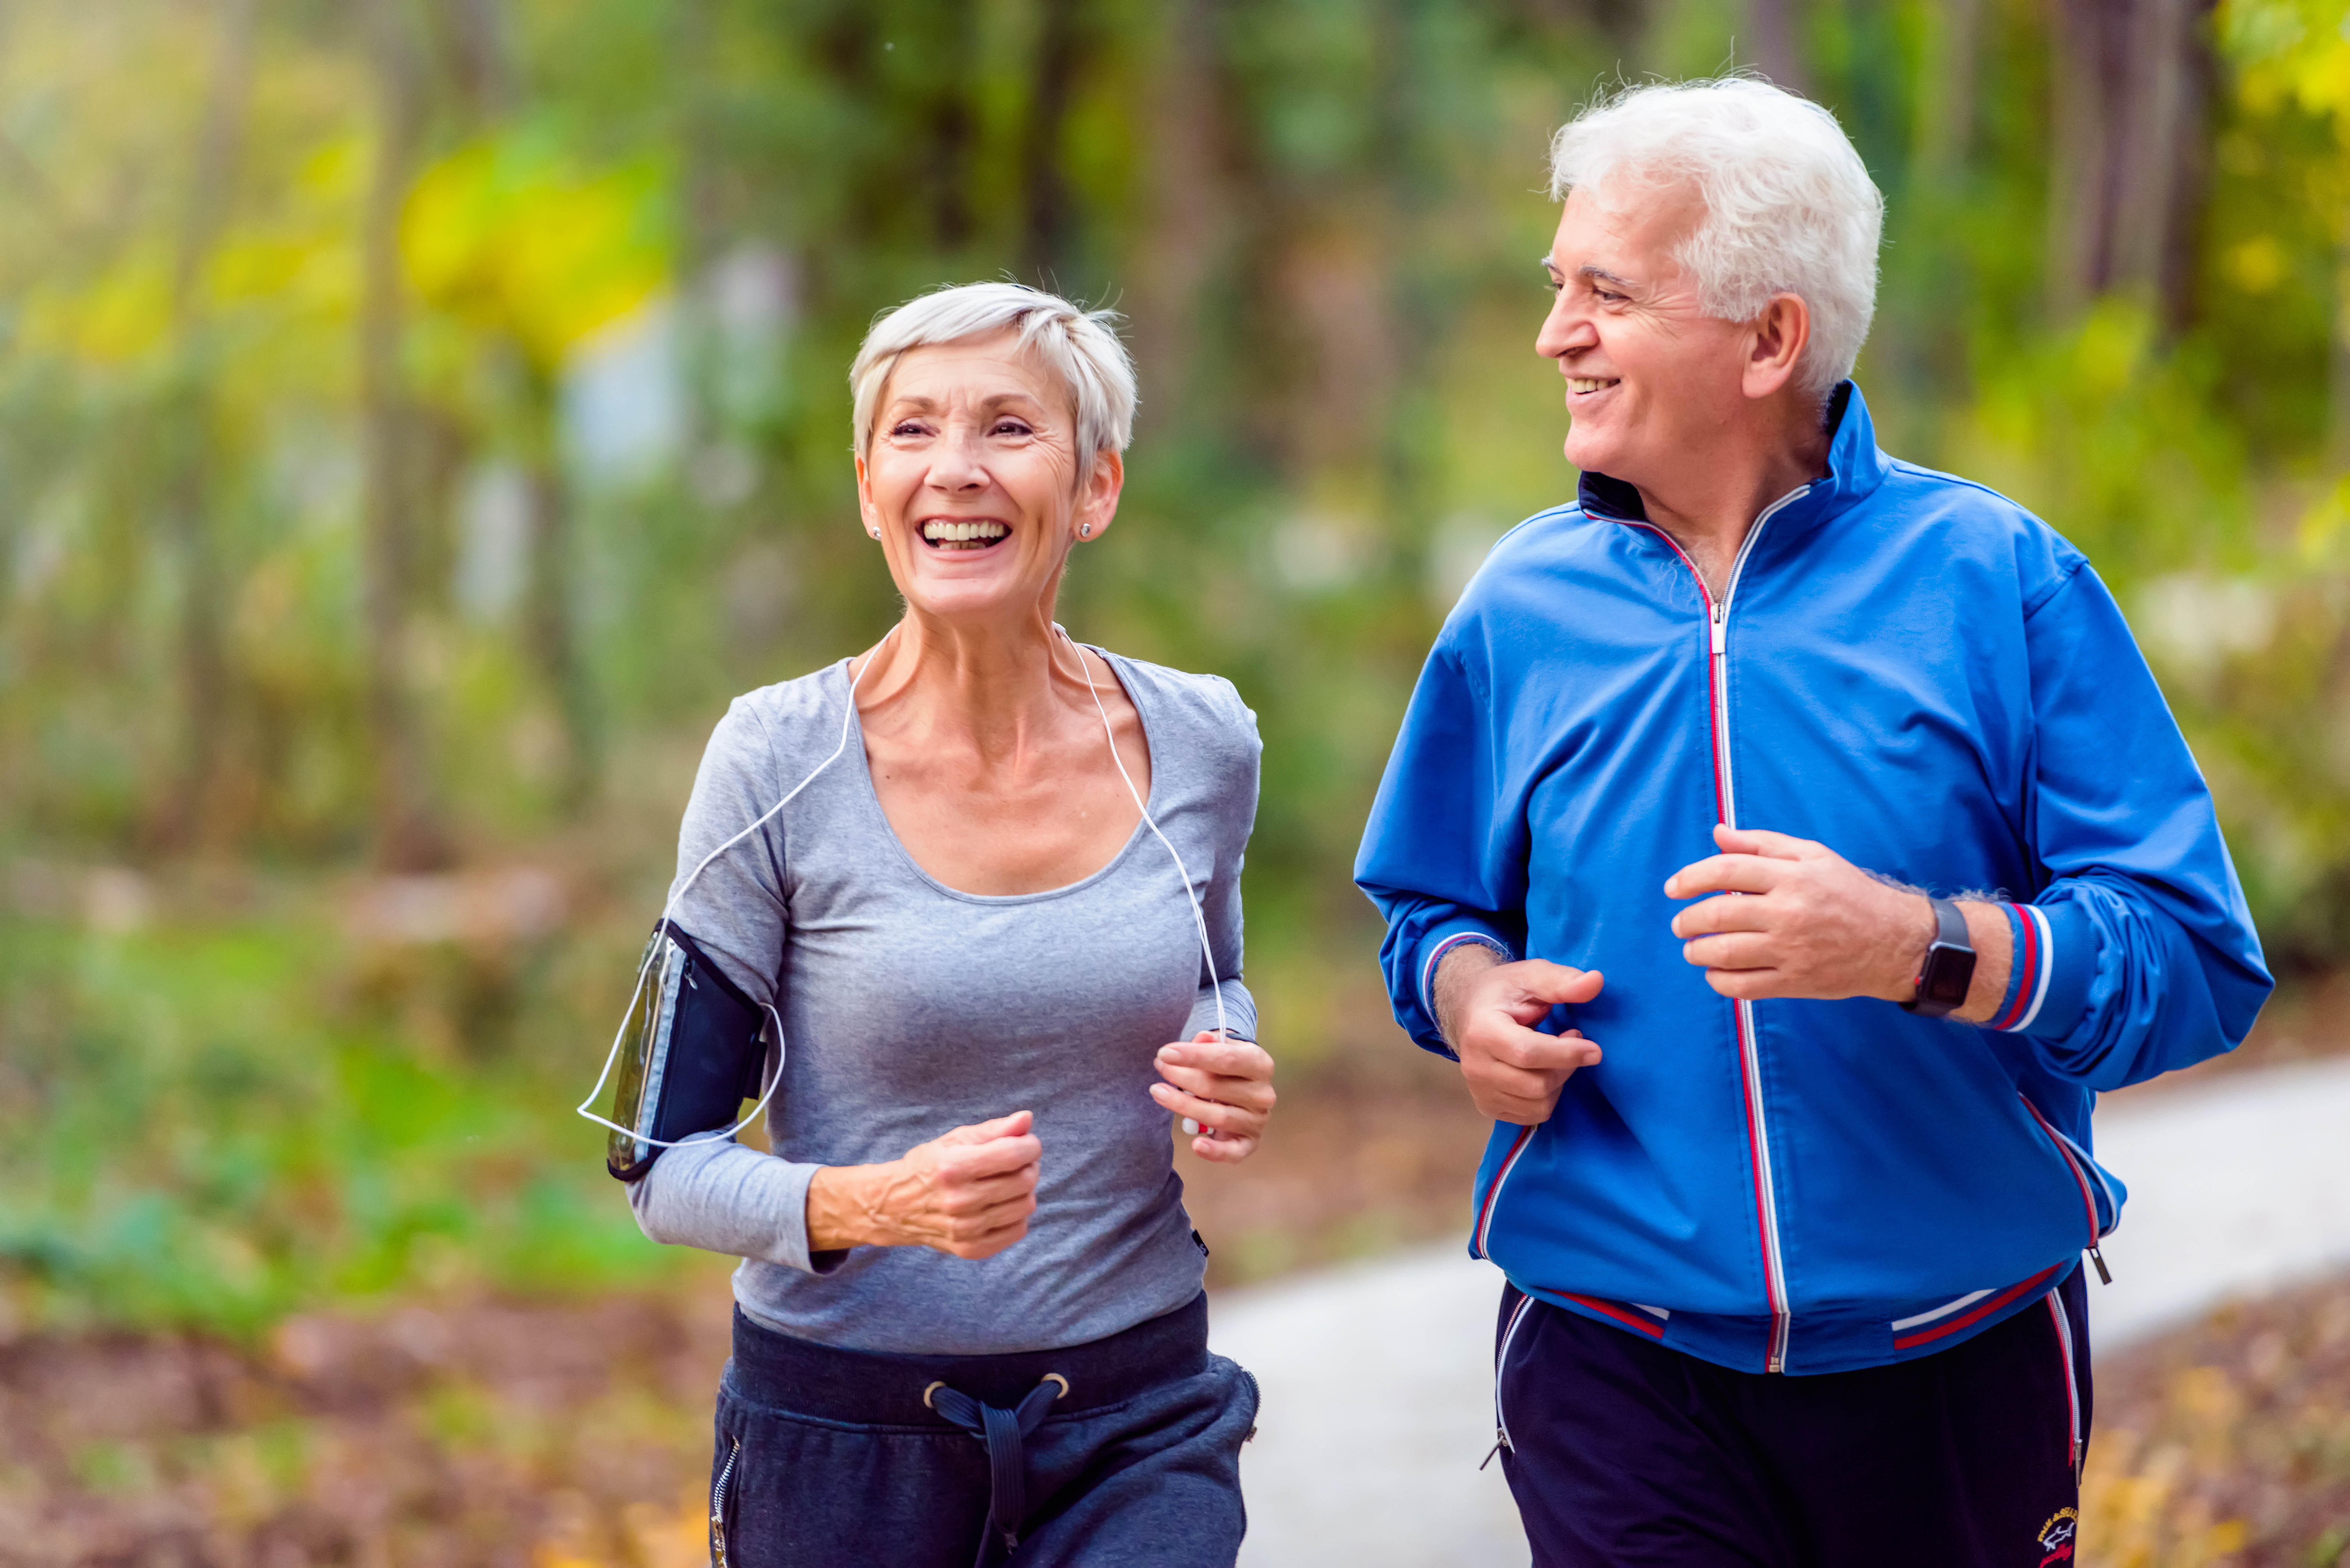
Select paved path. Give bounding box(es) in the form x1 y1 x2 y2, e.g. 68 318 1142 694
1208 1058 2350 1567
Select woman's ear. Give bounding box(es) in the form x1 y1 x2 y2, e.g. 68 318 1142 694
1742 293 1811 402
855 454 881 539
1072 450 1125 542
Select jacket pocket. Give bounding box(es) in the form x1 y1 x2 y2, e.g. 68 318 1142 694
2020 1094 2122 1280
1471 1125 1537 1261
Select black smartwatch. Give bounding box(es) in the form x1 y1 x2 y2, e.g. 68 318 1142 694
1901 896 1975 1018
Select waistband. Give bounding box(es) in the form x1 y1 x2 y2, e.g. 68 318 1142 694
724 1292 1209 1424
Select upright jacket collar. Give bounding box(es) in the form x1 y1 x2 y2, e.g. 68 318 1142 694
1575 382 1894 531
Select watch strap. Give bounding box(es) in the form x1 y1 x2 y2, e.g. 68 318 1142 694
1902 896 1975 1018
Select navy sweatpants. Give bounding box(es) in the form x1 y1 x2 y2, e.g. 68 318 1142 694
1495 1267 2091 1567
709 1293 1258 1568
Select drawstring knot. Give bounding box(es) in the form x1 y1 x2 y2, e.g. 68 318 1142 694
925 1373 1068 1566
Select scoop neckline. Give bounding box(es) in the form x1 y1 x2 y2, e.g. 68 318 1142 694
836 646 1164 906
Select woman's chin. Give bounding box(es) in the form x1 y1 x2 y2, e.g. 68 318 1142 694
898 562 1048 625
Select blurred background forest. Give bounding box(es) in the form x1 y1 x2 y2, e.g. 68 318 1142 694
5 0 2350 1560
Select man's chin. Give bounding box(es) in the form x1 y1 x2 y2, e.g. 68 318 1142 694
1563 426 1622 479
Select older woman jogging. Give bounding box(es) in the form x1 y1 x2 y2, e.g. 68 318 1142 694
586 282 1274 1567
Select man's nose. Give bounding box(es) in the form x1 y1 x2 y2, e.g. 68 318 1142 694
1535 294 1595 360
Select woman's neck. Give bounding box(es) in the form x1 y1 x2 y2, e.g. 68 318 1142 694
854 602 1081 769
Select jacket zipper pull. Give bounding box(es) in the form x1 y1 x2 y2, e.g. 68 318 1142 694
2088 1245 2112 1285
1479 1427 1510 1471
1710 603 1727 654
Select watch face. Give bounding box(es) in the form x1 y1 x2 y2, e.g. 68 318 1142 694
1923 942 1975 1007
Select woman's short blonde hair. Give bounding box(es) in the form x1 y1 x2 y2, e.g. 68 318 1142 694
849 282 1137 479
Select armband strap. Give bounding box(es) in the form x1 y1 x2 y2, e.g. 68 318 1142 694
604 920 769 1181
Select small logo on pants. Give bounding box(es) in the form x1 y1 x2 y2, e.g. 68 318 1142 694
2037 1507 2078 1564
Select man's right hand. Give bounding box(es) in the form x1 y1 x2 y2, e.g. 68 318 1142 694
1431 948 1604 1125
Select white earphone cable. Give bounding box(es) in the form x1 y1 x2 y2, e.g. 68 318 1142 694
573 625 898 1149
576 620 1230 1154
1055 625 1228 1044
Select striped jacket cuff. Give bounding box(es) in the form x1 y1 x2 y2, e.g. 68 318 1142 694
1989 901 2093 1038
1416 926 1517 1049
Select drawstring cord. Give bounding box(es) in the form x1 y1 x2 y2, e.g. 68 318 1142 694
924 1374 1068 1566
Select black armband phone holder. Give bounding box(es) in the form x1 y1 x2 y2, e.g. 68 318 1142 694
604 920 770 1181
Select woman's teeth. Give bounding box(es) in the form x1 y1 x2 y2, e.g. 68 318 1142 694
1568 377 1618 395
920 520 1010 551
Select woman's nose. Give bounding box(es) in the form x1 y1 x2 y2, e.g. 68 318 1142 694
929 427 989 489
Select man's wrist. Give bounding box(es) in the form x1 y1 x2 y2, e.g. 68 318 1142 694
1430 941 1507 1054
1948 901 2014 1024
1881 892 1939 1003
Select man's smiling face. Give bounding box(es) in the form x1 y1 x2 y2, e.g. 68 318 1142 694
1535 176 1754 494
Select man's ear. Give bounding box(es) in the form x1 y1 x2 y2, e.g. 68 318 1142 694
1742 294 1811 401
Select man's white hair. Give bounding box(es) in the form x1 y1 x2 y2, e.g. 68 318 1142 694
850 282 1137 478
1548 78 1883 401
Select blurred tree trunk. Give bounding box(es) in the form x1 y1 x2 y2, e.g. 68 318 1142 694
1022 0 1083 284
2046 0 2215 330
442 0 514 113
677 0 725 458
2332 235 2350 470
157 0 256 853
521 368 597 814
1747 0 1811 95
1130 0 1227 433
1915 0 1982 180
360 0 448 869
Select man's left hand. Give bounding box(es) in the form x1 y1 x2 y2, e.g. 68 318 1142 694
1665 825 1931 1003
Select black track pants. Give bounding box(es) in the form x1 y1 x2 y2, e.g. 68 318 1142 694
1496 1267 2092 1567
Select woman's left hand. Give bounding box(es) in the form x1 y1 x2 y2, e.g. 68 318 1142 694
1150 1031 1276 1165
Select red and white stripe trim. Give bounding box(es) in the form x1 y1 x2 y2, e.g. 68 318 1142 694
1472 1125 1536 1259
1561 1292 1667 1339
1891 1262 2065 1350
1992 903 2055 1032
1890 1286 1997 1333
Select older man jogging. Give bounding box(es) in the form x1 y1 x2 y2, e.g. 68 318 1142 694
1355 79 2271 1565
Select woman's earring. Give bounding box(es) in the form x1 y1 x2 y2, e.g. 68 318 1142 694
1078 523 1093 539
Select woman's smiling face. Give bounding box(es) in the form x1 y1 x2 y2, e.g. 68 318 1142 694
857 331 1120 625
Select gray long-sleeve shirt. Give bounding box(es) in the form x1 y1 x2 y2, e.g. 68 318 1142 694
627 650 1260 1354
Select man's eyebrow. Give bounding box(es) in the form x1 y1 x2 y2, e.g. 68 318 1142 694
1578 265 1638 290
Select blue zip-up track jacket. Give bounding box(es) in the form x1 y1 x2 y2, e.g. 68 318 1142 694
1355 384 2271 1375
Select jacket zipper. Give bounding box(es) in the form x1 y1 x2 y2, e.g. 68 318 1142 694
709 1435 740 1567
1481 1291 1539 1470
1628 484 1809 1372
1471 1124 1537 1260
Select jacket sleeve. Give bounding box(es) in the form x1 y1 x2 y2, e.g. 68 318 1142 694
1984 566 2272 1088
1353 636 1528 1059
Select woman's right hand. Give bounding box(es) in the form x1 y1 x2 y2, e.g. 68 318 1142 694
805 1111 1042 1259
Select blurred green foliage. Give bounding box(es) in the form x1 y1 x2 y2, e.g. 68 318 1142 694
4 0 2350 1331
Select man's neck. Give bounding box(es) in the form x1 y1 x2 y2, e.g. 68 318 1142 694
1632 411 1833 600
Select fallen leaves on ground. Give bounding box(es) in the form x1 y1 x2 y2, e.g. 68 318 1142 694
2083 1275 2350 1567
